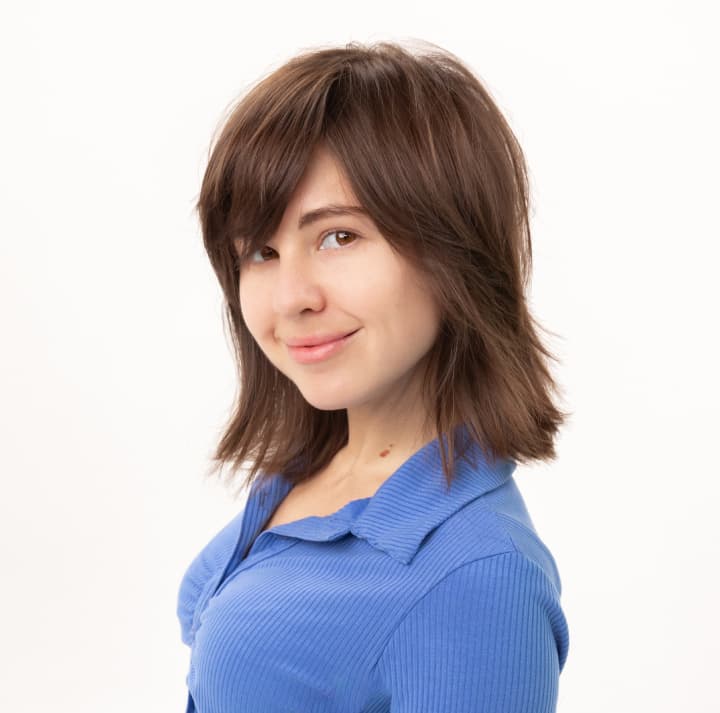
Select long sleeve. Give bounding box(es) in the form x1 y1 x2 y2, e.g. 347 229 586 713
373 550 569 713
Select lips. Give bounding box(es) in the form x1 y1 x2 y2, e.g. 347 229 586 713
286 329 361 364
285 329 359 348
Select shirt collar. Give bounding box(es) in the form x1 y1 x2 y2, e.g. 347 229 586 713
249 425 516 565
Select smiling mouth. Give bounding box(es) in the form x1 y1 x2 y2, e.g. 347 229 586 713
286 329 361 363
286 329 359 348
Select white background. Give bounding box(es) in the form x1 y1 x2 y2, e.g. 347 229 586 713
1 1 718 711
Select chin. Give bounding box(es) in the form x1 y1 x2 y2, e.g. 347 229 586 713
294 378 366 410
297 392 351 412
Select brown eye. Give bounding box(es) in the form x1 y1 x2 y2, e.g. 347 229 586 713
242 230 359 266
244 246 277 264
319 230 359 250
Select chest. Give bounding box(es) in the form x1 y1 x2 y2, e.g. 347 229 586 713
188 538 405 712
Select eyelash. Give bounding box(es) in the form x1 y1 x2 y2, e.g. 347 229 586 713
241 229 360 265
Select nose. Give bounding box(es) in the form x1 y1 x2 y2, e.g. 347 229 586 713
270 252 326 317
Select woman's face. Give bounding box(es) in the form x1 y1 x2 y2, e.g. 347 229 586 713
237 144 441 413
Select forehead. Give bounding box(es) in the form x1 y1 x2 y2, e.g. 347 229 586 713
284 145 358 215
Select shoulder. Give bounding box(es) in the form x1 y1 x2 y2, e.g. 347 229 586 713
429 475 564 597
387 473 569 639
373 549 570 712
176 507 246 646
374 480 572 709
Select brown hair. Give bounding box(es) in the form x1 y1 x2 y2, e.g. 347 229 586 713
195 39 572 499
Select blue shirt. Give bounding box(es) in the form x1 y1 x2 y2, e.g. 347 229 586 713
177 432 570 712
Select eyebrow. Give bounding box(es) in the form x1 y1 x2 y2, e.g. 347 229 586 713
297 204 369 230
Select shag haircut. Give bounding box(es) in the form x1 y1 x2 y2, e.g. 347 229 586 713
195 39 571 498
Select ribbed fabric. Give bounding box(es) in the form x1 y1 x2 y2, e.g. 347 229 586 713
177 429 569 712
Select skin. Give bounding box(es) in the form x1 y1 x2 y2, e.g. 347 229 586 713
237 143 442 491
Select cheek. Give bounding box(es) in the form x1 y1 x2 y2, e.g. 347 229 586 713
390 268 440 334
238 279 265 339
406 295 442 351
372 281 441 364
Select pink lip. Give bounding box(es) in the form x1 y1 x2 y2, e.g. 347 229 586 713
285 330 359 347
287 329 360 364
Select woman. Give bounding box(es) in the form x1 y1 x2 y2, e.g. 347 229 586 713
178 39 571 713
